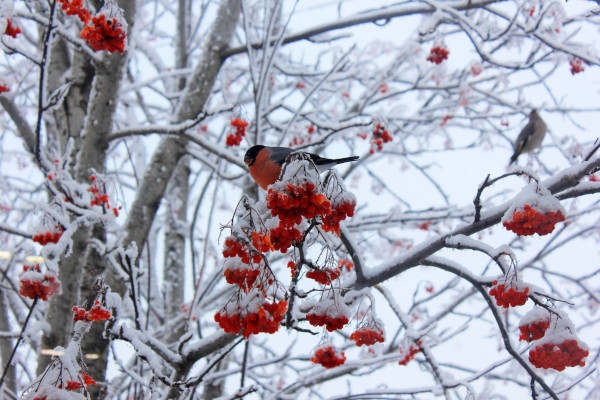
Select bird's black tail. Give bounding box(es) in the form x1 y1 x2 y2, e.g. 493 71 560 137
333 156 360 165
311 155 359 171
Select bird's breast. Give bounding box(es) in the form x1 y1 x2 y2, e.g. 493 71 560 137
249 150 283 190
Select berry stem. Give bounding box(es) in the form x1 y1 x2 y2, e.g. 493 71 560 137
285 251 304 329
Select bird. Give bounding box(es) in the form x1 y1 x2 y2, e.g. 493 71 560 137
509 110 547 164
244 145 359 190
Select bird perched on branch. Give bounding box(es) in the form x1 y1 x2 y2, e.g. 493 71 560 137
509 110 547 164
244 145 359 190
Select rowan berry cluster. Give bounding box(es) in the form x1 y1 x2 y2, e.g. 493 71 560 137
63 381 82 390
57 0 90 23
216 162 359 339
222 232 274 291
58 372 96 390
81 13 127 53
222 236 262 264
268 224 303 253
503 205 565 236
226 118 248 146
569 57 585 75
0 84 9 93
268 182 331 223
25 343 100 400
214 296 287 338
319 171 357 235
216 199 289 337
338 259 354 271
88 175 120 216
19 265 61 301
4 18 20 38
223 258 261 290
33 229 63 245
398 340 423 365
369 123 393 154
489 280 529 308
28 371 96 399
350 326 385 346
518 308 590 371
285 261 297 277
519 318 549 342
266 181 330 250
306 267 341 284
321 198 356 233
306 300 350 332
529 339 589 371
73 301 111 322
310 345 346 369
306 313 348 331
426 45 449 64
251 232 274 253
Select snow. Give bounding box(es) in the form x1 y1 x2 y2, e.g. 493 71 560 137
501 181 566 224
519 306 549 327
21 384 86 400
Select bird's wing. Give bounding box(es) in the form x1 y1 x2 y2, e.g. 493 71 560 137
515 120 535 151
268 147 295 166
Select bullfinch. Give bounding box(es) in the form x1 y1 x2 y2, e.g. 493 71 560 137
244 145 359 190
509 110 547 164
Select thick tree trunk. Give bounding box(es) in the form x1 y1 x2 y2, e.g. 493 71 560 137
164 0 192 346
37 0 137 393
164 157 190 344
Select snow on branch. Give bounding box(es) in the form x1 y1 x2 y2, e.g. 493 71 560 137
358 156 600 289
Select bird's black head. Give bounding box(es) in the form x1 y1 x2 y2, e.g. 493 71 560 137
244 145 265 167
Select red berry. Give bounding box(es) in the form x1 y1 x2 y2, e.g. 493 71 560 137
310 345 346 369
529 339 589 371
57 0 91 23
489 280 529 308
503 205 565 236
426 46 449 64
306 267 341 284
4 18 21 38
569 57 585 75
350 327 385 346
398 340 422 365
80 14 127 53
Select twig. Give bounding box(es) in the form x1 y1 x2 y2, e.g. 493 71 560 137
473 171 538 222
584 138 600 162
240 339 249 388
0 297 38 391
473 174 490 222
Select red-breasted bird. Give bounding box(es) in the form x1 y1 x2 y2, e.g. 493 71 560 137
509 110 547 164
244 145 359 190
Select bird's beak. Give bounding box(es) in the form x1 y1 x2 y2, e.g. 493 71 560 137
244 157 251 166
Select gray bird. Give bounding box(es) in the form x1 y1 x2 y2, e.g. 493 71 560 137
509 110 547 164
